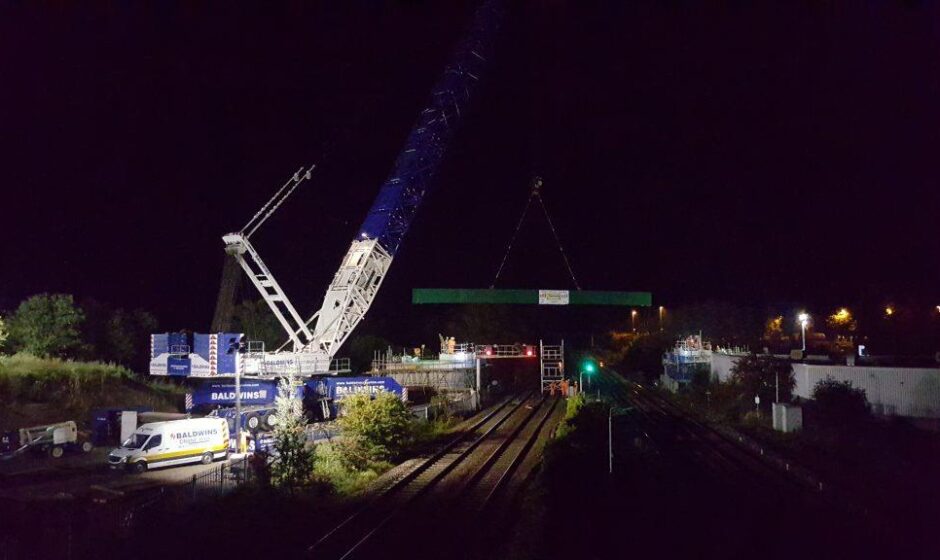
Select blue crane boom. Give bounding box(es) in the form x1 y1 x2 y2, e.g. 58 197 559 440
223 0 505 375
359 0 503 255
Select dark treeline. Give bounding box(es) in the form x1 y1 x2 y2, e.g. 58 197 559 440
0 293 158 373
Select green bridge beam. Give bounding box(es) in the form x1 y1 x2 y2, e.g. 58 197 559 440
412 289 652 306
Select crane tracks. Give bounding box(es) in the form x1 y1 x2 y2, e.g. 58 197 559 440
308 391 561 560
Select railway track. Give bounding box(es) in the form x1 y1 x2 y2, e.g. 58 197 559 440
599 371 818 494
308 391 561 560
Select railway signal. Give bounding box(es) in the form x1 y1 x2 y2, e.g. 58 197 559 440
580 358 597 391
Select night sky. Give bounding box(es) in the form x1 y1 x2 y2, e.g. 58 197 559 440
3 2 939 335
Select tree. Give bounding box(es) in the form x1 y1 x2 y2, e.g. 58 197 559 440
80 299 158 370
271 375 313 491
441 305 525 343
666 301 764 348
107 309 158 369
605 331 671 385
7 294 85 358
729 353 795 410
338 392 414 469
346 334 393 374
812 376 869 421
232 299 284 351
763 315 784 343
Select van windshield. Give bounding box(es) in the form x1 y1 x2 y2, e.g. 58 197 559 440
122 434 150 449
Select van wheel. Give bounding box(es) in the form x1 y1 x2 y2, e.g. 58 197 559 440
130 461 147 474
201 452 214 465
49 446 65 459
265 413 278 430
245 413 261 432
81 441 94 453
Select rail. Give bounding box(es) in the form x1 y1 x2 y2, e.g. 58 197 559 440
308 391 562 559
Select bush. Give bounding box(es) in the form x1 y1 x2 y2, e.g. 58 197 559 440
312 442 385 495
337 392 416 469
555 394 586 439
812 377 869 421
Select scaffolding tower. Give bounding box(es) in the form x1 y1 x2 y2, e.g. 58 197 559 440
539 339 565 393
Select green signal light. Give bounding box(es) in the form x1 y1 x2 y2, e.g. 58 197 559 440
583 361 596 374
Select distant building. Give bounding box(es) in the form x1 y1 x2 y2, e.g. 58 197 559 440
712 352 940 420
661 335 713 391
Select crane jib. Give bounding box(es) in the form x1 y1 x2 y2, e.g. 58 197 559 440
357 0 504 256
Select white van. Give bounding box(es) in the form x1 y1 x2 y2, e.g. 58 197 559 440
108 417 229 473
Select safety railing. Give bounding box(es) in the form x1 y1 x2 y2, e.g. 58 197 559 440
189 455 253 499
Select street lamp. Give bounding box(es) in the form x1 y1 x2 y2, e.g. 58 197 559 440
658 306 664 332
798 312 809 353
631 309 638 332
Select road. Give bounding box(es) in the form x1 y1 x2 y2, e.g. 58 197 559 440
0 447 231 502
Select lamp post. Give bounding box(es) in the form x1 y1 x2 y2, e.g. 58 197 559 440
798 312 809 353
631 309 638 332
608 406 613 474
658 306 664 332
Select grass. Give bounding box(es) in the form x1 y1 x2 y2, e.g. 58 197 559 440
0 353 184 429
0 353 131 401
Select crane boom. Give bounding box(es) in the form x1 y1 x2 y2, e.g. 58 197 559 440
306 0 504 363
229 0 504 374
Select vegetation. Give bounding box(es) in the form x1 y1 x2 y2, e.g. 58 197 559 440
79 299 158 371
6 294 85 358
311 442 384 495
555 393 585 439
728 353 794 412
232 299 283 351
604 331 671 385
0 352 129 401
0 353 182 429
0 314 7 352
812 376 869 422
2 293 160 372
345 334 393 373
337 392 416 469
271 376 314 491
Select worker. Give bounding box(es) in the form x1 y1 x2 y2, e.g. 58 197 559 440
239 430 249 454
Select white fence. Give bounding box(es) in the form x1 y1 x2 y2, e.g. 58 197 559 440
710 353 940 419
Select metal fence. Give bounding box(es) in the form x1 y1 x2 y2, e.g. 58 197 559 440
189 455 254 499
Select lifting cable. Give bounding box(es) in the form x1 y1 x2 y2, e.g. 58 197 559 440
490 176 581 290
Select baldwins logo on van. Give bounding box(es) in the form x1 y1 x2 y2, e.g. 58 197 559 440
169 428 219 441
